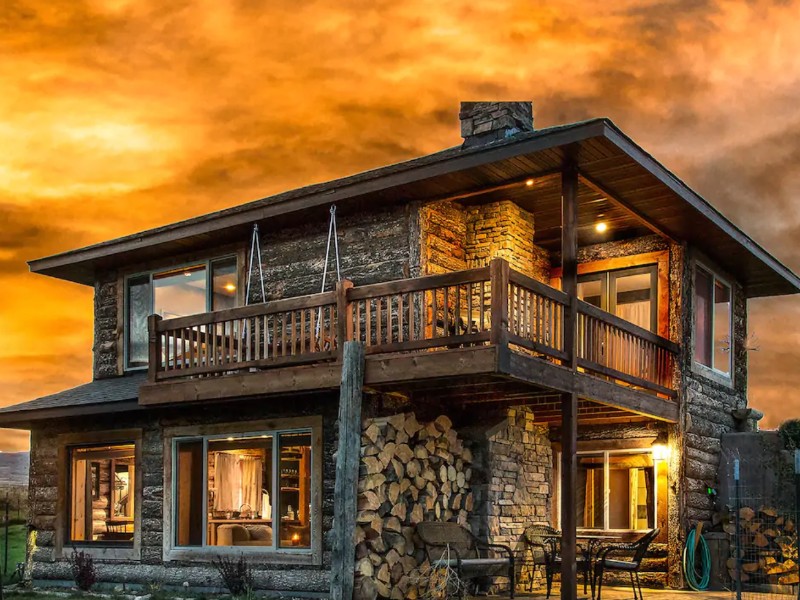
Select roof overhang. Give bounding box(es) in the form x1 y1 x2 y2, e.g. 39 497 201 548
29 119 800 298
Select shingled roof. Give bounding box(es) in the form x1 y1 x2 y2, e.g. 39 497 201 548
0 372 146 427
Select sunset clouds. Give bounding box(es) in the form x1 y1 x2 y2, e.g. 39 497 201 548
1 0 799 449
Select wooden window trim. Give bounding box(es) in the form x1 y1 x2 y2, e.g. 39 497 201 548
55 429 143 561
551 250 670 339
162 416 323 566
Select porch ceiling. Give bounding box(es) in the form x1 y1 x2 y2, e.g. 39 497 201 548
29 119 799 297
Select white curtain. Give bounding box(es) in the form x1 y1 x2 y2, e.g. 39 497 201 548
214 452 240 511
239 456 263 510
616 301 651 331
213 452 263 512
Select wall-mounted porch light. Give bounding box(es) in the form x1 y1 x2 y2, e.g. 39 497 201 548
651 431 670 461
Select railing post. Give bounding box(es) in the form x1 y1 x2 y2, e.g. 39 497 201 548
489 257 509 348
147 314 162 383
336 279 354 359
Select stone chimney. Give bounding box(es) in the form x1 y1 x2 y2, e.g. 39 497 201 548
459 101 533 148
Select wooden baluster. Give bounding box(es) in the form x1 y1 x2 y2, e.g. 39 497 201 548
329 304 336 350
354 301 361 344
386 296 394 344
409 292 416 341
398 294 404 343
431 288 438 339
376 297 383 345
366 299 373 346
479 282 485 332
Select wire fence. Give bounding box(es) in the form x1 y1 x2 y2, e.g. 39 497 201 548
725 456 800 600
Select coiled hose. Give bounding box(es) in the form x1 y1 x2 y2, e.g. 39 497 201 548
683 526 712 591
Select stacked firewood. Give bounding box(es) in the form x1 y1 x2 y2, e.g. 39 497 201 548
354 412 474 600
725 506 798 586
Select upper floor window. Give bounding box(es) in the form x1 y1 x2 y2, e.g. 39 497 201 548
126 257 238 369
694 265 732 376
577 265 657 333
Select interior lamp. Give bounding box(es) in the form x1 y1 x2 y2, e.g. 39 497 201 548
595 221 608 233
651 431 670 461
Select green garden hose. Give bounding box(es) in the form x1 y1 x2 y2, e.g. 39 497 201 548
683 526 712 591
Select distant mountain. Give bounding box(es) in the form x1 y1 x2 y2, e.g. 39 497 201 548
0 452 29 486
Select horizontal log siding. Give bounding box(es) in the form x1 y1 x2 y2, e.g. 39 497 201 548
28 397 340 592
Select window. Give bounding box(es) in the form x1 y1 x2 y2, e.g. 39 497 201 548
694 265 732 375
68 443 136 544
173 429 313 552
125 257 238 369
577 266 657 332
558 449 657 532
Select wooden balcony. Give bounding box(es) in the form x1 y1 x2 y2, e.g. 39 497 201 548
140 259 679 421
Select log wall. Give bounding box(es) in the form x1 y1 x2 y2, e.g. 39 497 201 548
93 270 119 379
28 396 339 592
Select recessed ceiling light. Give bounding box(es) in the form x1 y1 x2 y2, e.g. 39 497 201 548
595 222 608 233
525 179 535 187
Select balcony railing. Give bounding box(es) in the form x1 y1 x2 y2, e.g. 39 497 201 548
147 259 678 397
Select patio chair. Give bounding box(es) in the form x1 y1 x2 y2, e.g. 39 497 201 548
416 521 515 599
593 528 660 600
522 524 558 595
522 524 590 598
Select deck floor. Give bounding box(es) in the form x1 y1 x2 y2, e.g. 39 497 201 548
476 586 733 599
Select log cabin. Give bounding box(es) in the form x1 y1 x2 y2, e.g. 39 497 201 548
1 101 798 599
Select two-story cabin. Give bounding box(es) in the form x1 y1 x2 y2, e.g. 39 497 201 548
1 102 798 599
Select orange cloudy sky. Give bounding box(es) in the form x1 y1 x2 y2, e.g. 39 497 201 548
1 0 799 451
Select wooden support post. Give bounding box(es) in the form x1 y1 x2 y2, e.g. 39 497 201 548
489 257 510 348
560 163 579 600
330 341 365 600
337 279 354 358
147 314 162 383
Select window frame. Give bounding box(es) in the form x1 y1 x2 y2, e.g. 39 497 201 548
55 429 143 561
162 417 323 565
578 265 659 333
123 255 240 371
555 448 659 534
692 261 734 381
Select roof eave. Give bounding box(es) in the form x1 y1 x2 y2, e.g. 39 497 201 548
601 122 800 299
27 119 610 286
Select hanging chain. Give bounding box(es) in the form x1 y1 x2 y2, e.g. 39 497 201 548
316 205 341 342
244 224 270 347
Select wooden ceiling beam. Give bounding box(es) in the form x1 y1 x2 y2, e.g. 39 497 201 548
578 171 676 243
427 170 562 205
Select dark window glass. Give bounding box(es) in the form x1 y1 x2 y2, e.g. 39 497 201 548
126 275 151 368
175 440 204 547
576 454 604 529
694 267 713 367
212 258 238 311
278 432 312 549
714 280 732 375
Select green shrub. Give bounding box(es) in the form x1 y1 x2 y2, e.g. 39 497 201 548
778 419 800 450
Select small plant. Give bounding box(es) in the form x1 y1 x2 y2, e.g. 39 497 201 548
69 547 97 591
779 419 800 450
213 554 255 598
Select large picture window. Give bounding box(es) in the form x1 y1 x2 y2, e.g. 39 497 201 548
69 443 136 544
694 265 732 376
125 257 238 369
173 428 313 552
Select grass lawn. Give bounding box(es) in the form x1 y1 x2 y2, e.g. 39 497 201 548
0 523 27 583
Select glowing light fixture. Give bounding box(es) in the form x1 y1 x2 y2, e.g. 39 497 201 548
595 221 608 233
224 283 237 292
651 431 670 461
525 179 535 187
226 437 234 441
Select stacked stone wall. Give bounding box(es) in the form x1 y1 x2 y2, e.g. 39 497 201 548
419 201 467 275
467 407 552 590
93 270 119 379
465 201 550 282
